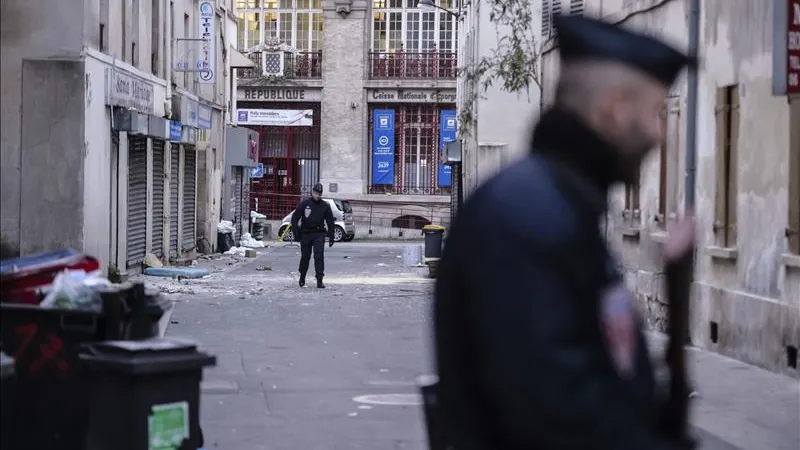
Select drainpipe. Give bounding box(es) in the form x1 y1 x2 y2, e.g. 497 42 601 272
684 0 700 210
165 0 173 117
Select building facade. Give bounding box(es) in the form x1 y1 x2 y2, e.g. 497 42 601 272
456 0 542 203
539 0 800 376
232 0 458 236
0 0 250 273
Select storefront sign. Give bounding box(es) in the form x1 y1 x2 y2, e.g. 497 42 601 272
236 109 313 126
105 69 154 114
371 109 395 185
169 121 183 141
788 0 800 93
368 89 457 103
181 126 197 144
238 87 322 102
198 1 216 84
198 105 212 129
438 110 456 187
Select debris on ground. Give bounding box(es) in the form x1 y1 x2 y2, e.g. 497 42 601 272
240 233 266 248
144 253 164 268
256 265 273 271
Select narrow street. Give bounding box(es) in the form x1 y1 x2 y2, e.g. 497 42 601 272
146 242 800 450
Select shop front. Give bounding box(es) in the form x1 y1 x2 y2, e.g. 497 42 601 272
367 88 457 196
237 86 322 220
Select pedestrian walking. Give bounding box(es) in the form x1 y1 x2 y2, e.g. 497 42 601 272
291 183 335 288
432 14 697 450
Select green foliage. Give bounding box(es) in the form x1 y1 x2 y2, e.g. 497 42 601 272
458 0 544 137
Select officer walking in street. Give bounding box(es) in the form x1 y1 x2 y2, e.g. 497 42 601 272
433 14 697 450
291 183 335 288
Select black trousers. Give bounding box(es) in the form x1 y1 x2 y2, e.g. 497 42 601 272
299 233 325 278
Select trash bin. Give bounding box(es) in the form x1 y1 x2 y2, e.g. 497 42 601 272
417 374 447 450
80 338 216 450
422 225 446 260
1 351 16 450
0 282 167 450
217 231 235 253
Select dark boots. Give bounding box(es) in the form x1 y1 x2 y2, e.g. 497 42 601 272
300 273 325 288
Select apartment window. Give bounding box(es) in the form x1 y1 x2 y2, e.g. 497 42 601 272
151 0 161 76
788 96 800 254
235 0 322 52
656 99 681 228
371 0 459 54
713 85 740 248
623 176 641 226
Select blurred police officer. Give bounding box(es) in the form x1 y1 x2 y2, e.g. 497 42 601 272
433 14 697 450
291 183 335 288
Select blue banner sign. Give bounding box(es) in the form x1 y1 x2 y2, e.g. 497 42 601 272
371 109 395 185
169 121 182 141
438 110 457 187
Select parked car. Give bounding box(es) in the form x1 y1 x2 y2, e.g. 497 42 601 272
278 198 355 242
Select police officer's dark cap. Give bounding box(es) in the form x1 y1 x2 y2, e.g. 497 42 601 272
554 14 696 87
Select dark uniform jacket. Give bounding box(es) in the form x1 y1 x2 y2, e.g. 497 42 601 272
433 108 678 450
291 197 335 241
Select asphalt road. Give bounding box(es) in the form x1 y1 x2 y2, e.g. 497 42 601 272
155 242 796 450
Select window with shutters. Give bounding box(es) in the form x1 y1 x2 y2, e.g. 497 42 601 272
713 85 739 248
569 0 584 15
623 176 640 227
788 96 800 254
541 0 551 37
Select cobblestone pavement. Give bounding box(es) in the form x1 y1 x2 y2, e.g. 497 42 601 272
143 242 798 450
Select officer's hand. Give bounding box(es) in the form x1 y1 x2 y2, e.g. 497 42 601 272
329 239 334 248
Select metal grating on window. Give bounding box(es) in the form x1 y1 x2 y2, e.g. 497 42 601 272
151 140 166 258
169 144 180 259
569 0 584 15
182 147 197 253
127 137 148 268
541 0 552 37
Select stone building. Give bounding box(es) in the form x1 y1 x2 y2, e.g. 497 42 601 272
232 0 459 236
1 0 252 273
539 0 800 376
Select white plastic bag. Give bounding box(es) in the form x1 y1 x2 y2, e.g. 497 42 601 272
41 270 109 311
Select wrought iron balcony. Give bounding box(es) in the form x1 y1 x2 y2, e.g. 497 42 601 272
368 51 457 79
239 51 323 80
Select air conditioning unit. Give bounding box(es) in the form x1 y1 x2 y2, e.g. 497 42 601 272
262 52 284 76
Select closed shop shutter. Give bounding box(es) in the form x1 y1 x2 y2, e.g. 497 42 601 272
151 140 166 258
234 167 244 238
182 147 197 253
449 162 462 225
126 136 148 268
169 143 180 258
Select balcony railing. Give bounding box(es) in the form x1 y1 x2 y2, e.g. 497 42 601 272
369 51 457 79
239 51 323 79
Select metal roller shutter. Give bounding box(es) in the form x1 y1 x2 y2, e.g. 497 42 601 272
234 167 244 238
182 147 197 253
169 144 180 258
152 140 166 258
126 136 148 268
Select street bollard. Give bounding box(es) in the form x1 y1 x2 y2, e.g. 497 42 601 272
80 338 216 450
417 374 450 450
